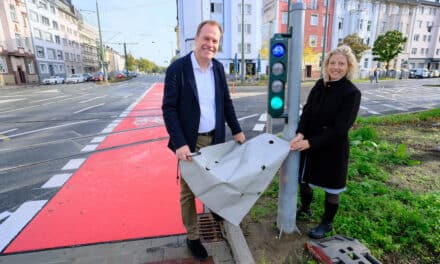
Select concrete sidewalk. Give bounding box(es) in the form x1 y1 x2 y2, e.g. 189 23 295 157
0 217 254 264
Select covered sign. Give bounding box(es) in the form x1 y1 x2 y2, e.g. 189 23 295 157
180 133 290 226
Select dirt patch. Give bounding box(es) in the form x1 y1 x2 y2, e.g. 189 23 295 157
241 118 440 263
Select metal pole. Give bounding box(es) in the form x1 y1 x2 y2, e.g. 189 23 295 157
96 0 107 81
277 1 305 235
241 0 245 84
320 0 329 78
124 42 128 74
266 20 273 134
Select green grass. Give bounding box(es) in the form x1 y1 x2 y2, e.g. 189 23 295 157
249 108 440 263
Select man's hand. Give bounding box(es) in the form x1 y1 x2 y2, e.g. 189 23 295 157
233 132 245 144
176 145 192 161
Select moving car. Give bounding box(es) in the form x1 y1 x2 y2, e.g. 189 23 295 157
41 76 65 85
65 74 86 84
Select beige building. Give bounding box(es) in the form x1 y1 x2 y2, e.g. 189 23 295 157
78 18 99 73
0 0 38 86
104 46 125 73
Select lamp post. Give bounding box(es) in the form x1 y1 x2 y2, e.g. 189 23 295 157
96 0 107 81
241 0 245 84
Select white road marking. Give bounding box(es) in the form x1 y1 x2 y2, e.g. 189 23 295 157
253 123 265 131
101 127 113 134
360 106 380 115
0 95 88 114
0 200 47 252
0 99 25 104
0 128 17 134
62 158 85 170
41 173 72 188
35 89 59 93
91 136 105 143
78 96 107 104
5 120 92 139
33 95 68 103
74 103 105 114
258 113 267 122
81 144 98 152
238 113 259 121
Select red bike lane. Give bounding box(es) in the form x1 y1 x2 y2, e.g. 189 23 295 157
4 83 203 253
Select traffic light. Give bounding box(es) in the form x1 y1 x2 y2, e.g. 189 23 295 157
268 34 289 118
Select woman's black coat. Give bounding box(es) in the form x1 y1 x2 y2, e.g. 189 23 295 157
297 77 361 189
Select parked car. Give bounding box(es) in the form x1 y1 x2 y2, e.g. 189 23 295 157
92 72 104 81
429 69 439 78
41 76 65 85
408 68 429 78
108 71 127 80
65 74 85 84
82 73 93 81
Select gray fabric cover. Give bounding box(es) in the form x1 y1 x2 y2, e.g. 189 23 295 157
180 133 290 226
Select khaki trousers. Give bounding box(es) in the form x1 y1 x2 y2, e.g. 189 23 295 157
180 134 212 240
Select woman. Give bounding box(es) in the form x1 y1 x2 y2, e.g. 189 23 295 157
290 45 361 239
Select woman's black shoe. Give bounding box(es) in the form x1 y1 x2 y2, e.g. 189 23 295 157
308 222 333 239
186 239 208 260
296 207 312 219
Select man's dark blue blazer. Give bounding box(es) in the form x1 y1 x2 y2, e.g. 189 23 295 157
162 52 242 152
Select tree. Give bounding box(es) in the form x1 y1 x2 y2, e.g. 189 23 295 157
372 30 407 72
339 33 370 62
126 53 136 71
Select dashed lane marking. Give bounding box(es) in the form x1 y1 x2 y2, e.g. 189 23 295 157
41 174 72 189
237 113 259 121
0 200 47 252
61 158 85 170
73 103 105 114
0 128 17 134
253 123 265 131
81 144 98 152
4 120 93 139
91 136 105 143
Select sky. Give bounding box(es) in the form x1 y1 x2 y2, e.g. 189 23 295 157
72 0 177 67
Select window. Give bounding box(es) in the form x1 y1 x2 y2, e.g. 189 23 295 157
309 35 317 47
237 24 251 34
34 28 42 39
39 63 48 73
30 11 38 22
55 35 60 44
363 58 368 68
47 48 56 60
210 3 223 13
57 50 63 60
417 20 422 28
428 35 431 42
425 48 429 55
39 1 47 10
15 33 22 47
380 21 386 32
44 32 53 42
50 5 56 14
310 14 318 26
62 38 67 45
65 52 69 61
366 38 370 45
414 34 419 41
52 21 58 30
359 19 363 30
10 5 17 21
36 46 45 58
411 48 417 54
41 16 49 26
423 35 427 42
238 4 251 15
282 12 288 25
0 56 8 73
27 60 35 74
59 64 64 73
310 0 317 9
421 48 424 54
436 49 440 55
338 18 343 30
77 55 81 61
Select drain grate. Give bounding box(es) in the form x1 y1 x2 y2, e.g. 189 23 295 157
198 213 225 242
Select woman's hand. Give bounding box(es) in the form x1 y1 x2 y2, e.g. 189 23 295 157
290 133 309 151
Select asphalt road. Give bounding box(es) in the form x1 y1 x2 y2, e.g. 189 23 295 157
1 76 439 217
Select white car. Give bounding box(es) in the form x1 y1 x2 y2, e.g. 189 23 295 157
41 76 65 85
65 74 85 84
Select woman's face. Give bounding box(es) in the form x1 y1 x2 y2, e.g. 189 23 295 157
327 53 348 81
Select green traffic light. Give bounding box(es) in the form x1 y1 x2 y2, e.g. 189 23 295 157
270 96 283 110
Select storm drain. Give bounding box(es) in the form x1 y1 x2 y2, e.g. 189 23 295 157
305 235 381 264
198 213 225 242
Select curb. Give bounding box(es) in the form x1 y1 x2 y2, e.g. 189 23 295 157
224 222 255 264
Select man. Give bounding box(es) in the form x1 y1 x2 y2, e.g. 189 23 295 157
162 20 245 260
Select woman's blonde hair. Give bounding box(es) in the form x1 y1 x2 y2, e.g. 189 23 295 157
324 45 358 80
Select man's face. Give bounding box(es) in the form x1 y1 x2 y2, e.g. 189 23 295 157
194 24 221 61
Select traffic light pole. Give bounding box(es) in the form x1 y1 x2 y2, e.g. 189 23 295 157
277 1 306 235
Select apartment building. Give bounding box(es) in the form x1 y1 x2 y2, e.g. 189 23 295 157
78 17 99 73
0 0 38 86
56 0 82 75
26 0 67 80
177 0 263 77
